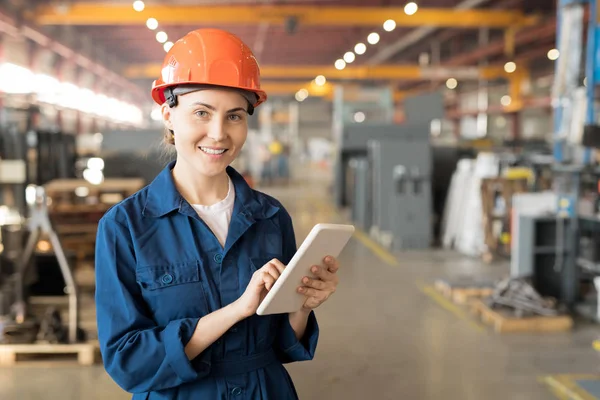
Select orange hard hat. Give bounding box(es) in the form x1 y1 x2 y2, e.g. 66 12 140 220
151 28 267 109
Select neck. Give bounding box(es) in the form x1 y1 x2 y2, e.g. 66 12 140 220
172 161 230 206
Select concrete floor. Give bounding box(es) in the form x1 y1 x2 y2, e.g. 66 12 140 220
3 170 600 399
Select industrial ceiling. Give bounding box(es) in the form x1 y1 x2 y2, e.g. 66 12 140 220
1 0 558 100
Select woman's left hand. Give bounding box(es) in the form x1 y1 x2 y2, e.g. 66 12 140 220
297 256 340 310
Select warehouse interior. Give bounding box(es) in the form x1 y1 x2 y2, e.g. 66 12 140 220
3 0 600 399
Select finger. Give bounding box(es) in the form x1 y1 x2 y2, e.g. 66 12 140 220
323 256 340 273
301 276 327 290
269 258 286 274
310 265 337 282
298 287 326 299
262 271 276 291
263 263 281 281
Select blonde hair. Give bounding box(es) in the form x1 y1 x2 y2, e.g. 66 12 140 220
164 128 175 146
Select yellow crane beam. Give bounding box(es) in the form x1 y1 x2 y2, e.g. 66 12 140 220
124 64 508 81
260 81 410 102
30 4 539 28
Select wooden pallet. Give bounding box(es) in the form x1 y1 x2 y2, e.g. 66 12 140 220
469 299 574 333
434 280 495 305
0 341 99 366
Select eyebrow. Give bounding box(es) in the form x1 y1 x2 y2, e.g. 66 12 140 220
189 102 247 113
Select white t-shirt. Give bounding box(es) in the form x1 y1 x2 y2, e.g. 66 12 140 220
191 177 235 248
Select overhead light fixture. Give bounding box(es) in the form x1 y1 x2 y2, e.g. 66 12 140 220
383 19 396 32
354 43 367 55
163 41 174 52
315 75 326 86
504 61 516 73
404 2 419 16
295 88 309 102
446 78 458 90
354 112 366 123
547 48 560 61
335 59 346 70
133 1 145 12
146 18 158 30
156 31 168 43
501 95 512 106
343 52 356 63
367 32 380 45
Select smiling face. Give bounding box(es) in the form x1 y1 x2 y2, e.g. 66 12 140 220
162 88 249 179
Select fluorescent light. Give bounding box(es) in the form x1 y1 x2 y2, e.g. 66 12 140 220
146 18 158 30
383 19 396 32
335 59 346 70
133 1 145 12
354 43 367 55
504 61 516 73
156 31 168 43
404 2 418 16
0 63 143 126
446 78 458 90
315 75 326 86
367 32 380 45
295 89 309 102
547 49 560 61
343 52 356 63
0 63 34 94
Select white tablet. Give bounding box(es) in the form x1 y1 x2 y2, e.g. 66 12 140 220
256 223 355 316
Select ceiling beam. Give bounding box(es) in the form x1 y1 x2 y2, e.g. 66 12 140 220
259 81 410 102
0 10 143 97
123 64 509 81
30 4 540 28
365 0 493 65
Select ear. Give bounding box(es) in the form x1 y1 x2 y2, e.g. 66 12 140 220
161 103 174 132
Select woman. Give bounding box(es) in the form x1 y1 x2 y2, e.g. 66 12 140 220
95 28 340 399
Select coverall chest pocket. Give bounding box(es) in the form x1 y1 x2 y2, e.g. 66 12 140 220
135 260 210 322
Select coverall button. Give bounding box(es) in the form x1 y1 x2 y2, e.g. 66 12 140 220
161 274 173 284
231 387 242 396
214 253 223 263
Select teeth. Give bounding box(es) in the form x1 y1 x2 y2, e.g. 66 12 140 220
200 147 226 155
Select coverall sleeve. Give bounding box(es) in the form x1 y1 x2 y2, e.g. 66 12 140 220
274 208 319 363
95 216 211 393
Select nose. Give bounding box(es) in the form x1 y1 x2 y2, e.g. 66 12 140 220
207 118 227 142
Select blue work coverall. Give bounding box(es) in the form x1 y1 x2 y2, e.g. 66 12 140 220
95 161 319 399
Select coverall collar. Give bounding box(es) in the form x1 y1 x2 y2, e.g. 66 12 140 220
142 160 279 220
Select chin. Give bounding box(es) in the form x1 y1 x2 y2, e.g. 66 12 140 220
191 157 231 178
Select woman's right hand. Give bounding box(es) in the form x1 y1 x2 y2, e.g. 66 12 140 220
234 259 285 318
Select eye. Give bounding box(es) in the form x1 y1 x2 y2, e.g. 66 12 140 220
194 110 209 118
228 114 243 122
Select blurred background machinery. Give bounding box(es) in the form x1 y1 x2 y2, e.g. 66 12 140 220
5 0 600 398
